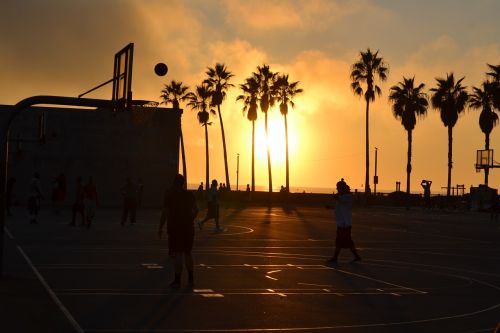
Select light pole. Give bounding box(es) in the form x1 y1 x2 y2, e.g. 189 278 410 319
236 153 240 191
374 147 378 195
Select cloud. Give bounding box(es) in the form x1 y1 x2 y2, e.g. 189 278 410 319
223 0 392 32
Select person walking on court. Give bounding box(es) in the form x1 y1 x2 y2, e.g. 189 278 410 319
159 174 198 288
121 177 138 225
83 177 98 229
70 176 85 226
198 179 222 232
28 173 42 224
326 179 361 265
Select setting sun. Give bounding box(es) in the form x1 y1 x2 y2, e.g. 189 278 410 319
254 111 297 166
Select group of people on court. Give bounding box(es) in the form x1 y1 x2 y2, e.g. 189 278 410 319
11 172 143 227
160 174 361 287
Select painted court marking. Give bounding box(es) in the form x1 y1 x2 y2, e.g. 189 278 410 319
5 227 84 333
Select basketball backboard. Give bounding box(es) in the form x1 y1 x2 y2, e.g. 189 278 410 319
476 149 493 171
112 43 134 111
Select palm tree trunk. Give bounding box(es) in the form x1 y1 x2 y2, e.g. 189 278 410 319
447 126 453 196
365 99 371 194
284 113 289 192
485 133 490 186
205 124 209 191
406 129 412 194
217 105 231 190
265 112 273 192
251 120 255 192
180 129 187 188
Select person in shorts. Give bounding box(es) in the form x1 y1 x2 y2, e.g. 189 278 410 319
326 179 361 265
197 179 221 232
159 174 198 288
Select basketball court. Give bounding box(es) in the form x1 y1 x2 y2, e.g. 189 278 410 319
3 204 500 332
1 44 499 332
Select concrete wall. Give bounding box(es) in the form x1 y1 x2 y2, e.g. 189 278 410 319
0 105 181 208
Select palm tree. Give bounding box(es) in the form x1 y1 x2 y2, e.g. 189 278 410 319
254 64 277 193
469 81 498 186
186 83 215 191
272 74 303 192
487 64 500 110
388 77 428 194
430 73 469 196
350 48 389 195
236 76 260 192
160 80 190 185
205 63 234 191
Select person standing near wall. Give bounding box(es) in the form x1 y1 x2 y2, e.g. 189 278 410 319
84 177 98 229
70 176 85 226
121 177 138 225
28 173 43 224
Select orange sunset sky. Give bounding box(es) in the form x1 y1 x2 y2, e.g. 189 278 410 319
1 0 500 193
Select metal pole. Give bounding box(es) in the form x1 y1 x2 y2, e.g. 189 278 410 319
374 147 378 195
236 153 240 191
0 96 114 278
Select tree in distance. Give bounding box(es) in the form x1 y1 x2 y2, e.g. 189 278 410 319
470 80 498 186
430 73 469 196
272 74 303 193
205 63 234 191
389 76 428 194
187 83 215 191
160 80 190 184
350 48 389 195
236 76 260 192
253 64 277 193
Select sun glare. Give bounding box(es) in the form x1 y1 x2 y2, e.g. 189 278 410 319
254 112 297 166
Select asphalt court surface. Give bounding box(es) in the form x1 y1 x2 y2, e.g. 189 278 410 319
3 204 500 332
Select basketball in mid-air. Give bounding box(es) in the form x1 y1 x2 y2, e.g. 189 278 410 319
154 63 168 76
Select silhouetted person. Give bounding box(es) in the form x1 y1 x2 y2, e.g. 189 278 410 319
84 177 98 229
421 180 432 208
159 174 198 288
198 179 221 232
326 179 361 265
491 193 499 220
52 173 66 215
28 173 43 224
121 177 138 225
70 177 85 226
197 182 204 200
137 178 144 207
6 177 16 216
246 184 250 192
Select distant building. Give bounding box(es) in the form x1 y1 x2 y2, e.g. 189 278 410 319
0 105 181 207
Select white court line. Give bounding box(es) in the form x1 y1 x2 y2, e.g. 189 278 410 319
5 227 84 333
329 267 427 295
